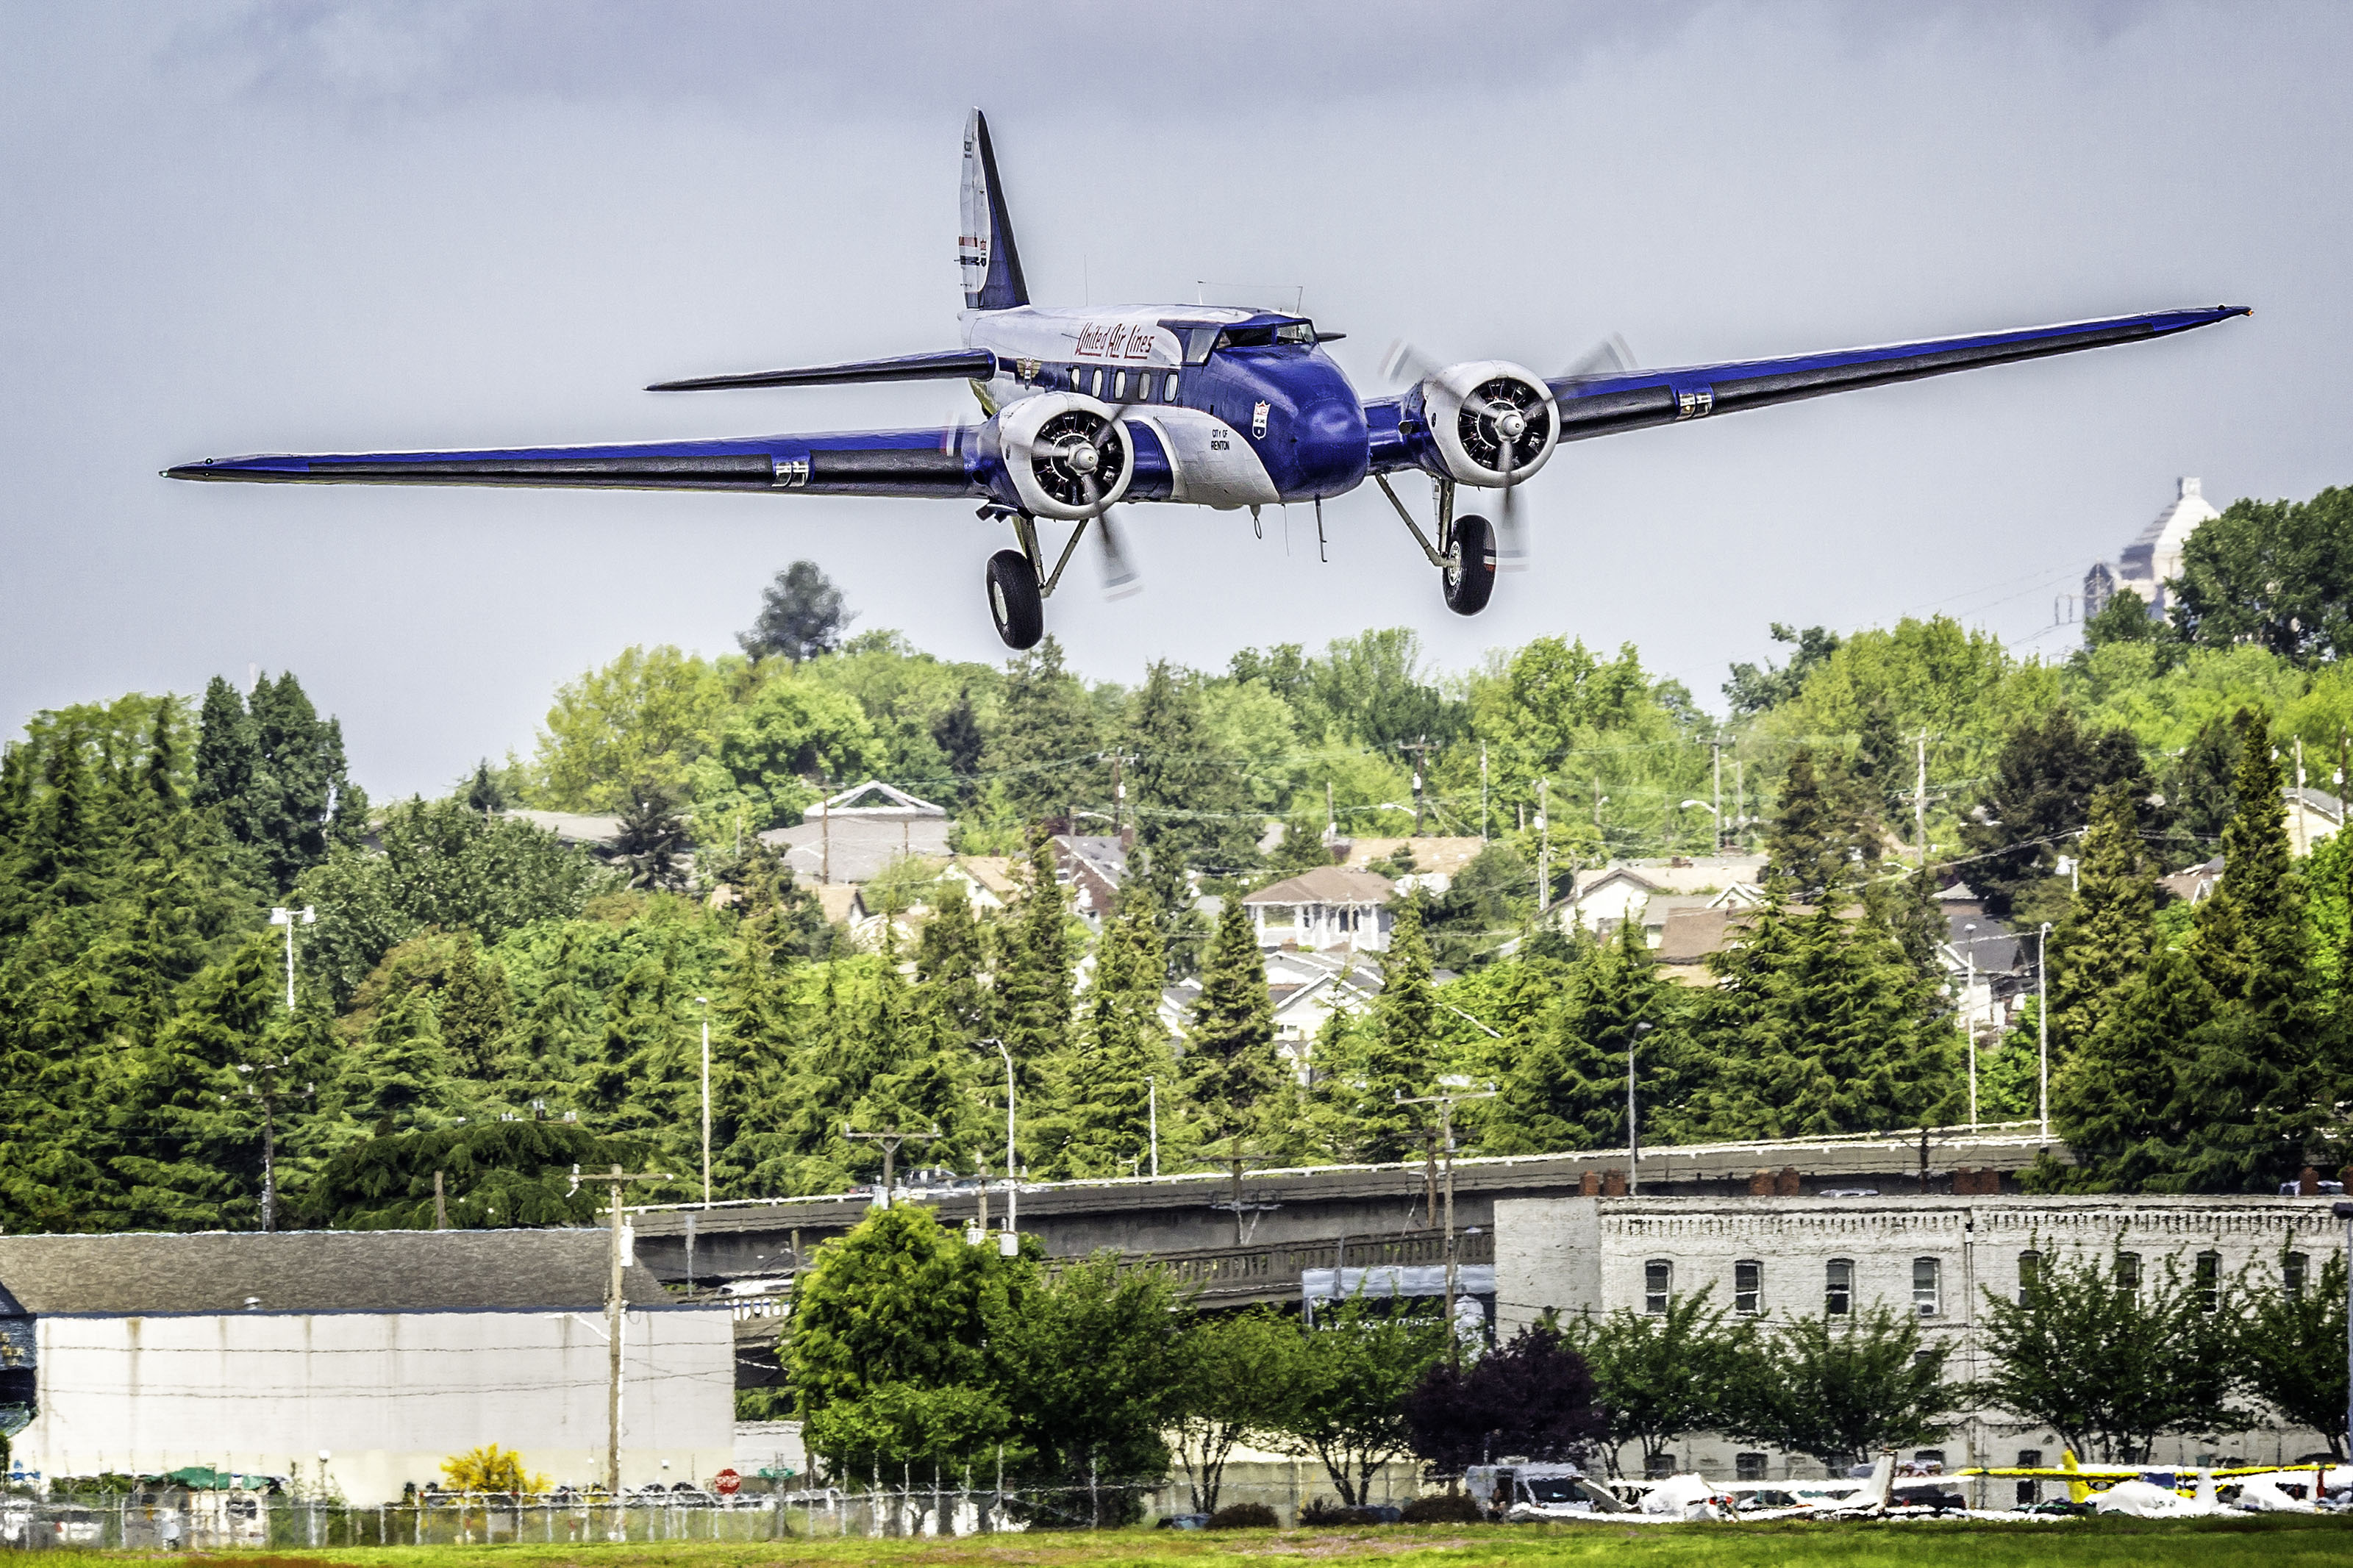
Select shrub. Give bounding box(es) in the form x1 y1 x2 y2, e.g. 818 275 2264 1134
1399 1492 1485 1524
1205 1501 1280 1530
1298 1497 1388 1526
438 1444 549 1495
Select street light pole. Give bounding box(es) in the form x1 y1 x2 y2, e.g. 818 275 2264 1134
696 996 712 1207
1627 1021 1653 1195
1146 1075 1159 1178
2335 1200 2353 1464
2037 923 2052 1139
266 906 315 1010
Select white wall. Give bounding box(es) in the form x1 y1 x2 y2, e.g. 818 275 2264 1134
18 1306 733 1504
1497 1195 2348 1475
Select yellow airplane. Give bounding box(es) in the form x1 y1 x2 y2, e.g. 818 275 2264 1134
1961 1450 2328 1505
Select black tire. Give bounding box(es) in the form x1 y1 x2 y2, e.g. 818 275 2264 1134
985 548 1045 649
1443 515 1496 615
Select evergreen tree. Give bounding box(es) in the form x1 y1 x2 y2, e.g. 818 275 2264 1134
1961 708 2148 920
578 945 691 1159
1128 661 1254 877
993 837 1075 1092
2045 783 2156 1058
984 637 1105 826
1185 887 1279 1142
1041 884 1176 1178
2045 944 2219 1191
1763 748 1879 898
1490 916 1690 1153
340 984 465 1134
202 670 365 894
1340 898 1438 1162
2192 709 2307 1014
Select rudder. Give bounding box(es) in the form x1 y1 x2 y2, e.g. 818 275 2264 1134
959 108 1029 311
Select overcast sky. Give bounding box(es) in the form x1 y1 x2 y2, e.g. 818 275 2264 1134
4 1 2346 798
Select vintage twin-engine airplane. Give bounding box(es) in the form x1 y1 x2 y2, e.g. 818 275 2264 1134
167 109 2249 651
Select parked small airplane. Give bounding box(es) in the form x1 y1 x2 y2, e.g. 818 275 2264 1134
166 109 2250 651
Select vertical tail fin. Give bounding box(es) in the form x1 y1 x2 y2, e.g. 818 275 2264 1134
959 109 1029 311
2062 1450 2090 1505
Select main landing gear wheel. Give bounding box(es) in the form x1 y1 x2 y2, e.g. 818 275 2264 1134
1443 515 1496 616
986 548 1044 650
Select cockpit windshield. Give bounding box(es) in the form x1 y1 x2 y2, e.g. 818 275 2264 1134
1213 320 1318 352
1521 1478 1587 1505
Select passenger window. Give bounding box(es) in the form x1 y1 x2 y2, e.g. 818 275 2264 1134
1090 368 1105 398
1113 370 1128 401
1163 371 1180 402
1825 1258 1852 1317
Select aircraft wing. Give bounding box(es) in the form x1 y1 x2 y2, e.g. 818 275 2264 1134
1545 304 2249 440
164 426 977 497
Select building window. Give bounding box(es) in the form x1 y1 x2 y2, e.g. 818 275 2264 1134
2196 1250 2220 1313
1735 1260 1762 1314
1644 1259 1671 1314
1826 1258 1852 1317
2285 1251 2310 1300
2018 1249 2040 1305
1643 1451 1676 1480
2015 1450 2043 1507
1913 1257 1941 1317
1735 1453 1767 1481
2116 1251 2140 1291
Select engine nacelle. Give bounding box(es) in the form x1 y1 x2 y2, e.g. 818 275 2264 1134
1404 360 1558 487
983 393 1134 520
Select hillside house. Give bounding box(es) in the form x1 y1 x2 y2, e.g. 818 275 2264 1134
757 781 949 885
1243 867 1397 953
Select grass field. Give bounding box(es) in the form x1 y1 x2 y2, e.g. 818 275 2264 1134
29 1514 2352 1568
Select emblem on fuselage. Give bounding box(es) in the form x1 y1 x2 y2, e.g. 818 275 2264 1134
1251 401 1270 439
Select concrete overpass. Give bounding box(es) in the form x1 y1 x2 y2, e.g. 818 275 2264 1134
637 1123 2065 1306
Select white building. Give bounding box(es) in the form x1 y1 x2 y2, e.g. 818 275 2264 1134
1496 1194 2347 1478
2085 476 2220 620
758 781 949 885
1 1230 733 1504
1242 866 1397 953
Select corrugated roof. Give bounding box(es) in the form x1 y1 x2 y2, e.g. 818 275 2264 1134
0 1230 671 1317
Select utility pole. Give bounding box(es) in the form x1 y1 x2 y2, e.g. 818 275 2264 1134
572 1163 668 1500
1146 1075 1159 1178
1479 742 1490 842
238 1056 310 1233
1536 777 1551 912
1963 922 1979 1126
1325 780 1336 849
2037 922 2052 1140
2295 736 2309 854
982 1037 1018 1250
1398 738 1433 835
1626 1021 1653 1195
266 906 315 1010
697 995 712 1207
1397 1085 1497 1359
1207 1134 1279 1247
1915 732 1930 876
821 790 832 884
843 1123 941 1209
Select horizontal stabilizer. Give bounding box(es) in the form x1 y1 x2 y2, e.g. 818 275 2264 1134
648 350 996 393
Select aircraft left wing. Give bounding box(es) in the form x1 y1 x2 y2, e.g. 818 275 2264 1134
1544 304 2249 440
164 427 976 497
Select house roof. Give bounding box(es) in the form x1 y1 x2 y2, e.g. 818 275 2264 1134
498 809 624 848
946 856 1021 899
1051 835 1129 884
1337 837 1488 877
0 1230 671 1317
812 780 947 817
813 885 869 925
1576 856 1766 897
1243 866 1398 907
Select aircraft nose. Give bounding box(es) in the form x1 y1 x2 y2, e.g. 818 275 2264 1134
1292 396 1368 497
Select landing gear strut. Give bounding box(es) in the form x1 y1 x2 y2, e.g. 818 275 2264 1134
1374 473 1494 617
980 508 1095 651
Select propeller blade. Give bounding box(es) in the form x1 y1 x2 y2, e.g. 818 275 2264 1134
1558 334 1637 380
1096 509 1143 600
1495 475 1530 573
1382 339 1444 388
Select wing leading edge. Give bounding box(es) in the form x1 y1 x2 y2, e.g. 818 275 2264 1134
164 428 976 498
1541 304 2249 442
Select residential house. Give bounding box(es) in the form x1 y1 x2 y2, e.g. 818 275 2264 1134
1160 948 1386 1085
1243 867 1398 953
2286 787 2343 856
1935 883 2025 1040
1 1230 731 1504
1335 837 1489 893
1049 833 1130 921
941 856 1021 911
1559 856 1767 935
757 781 949 886
498 809 624 849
